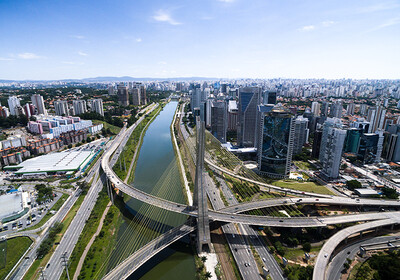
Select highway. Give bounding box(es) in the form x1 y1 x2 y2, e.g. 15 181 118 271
42 104 158 280
219 196 400 214
313 218 400 280
327 235 400 280
43 165 103 280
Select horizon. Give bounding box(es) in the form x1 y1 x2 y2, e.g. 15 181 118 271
1 0 399 80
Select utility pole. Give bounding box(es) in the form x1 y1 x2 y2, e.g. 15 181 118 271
61 252 70 280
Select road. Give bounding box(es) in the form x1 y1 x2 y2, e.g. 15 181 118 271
327 235 400 280
43 104 158 280
208 174 285 280
313 218 400 280
8 189 80 280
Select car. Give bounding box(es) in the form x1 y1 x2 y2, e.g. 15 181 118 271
279 220 283 222
347 251 350 254
234 248 237 252
231 216 234 219
232 234 235 238
3 226 8 231
324 253 328 258
262 258 266 262
244 263 248 267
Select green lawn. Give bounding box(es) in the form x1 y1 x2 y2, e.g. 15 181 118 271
92 120 121 135
294 161 317 171
272 180 335 195
0 237 32 279
285 245 322 261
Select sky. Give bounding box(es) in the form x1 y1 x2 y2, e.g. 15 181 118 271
0 0 399 80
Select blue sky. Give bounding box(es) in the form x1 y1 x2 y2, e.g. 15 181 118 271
0 0 399 80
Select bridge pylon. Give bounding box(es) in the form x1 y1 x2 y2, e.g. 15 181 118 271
194 119 211 253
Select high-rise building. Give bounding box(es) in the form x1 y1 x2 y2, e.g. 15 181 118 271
357 131 384 163
321 101 329 117
263 91 277 105
312 129 323 158
367 105 386 133
139 85 147 105
237 87 261 147
257 104 294 178
190 88 202 112
31 94 47 115
54 101 69 116
130 88 140 106
108 85 115 95
89 99 104 116
117 83 129 106
382 124 400 162
319 118 346 179
211 101 227 143
227 100 238 132
329 100 343 118
8 96 21 116
344 128 362 154
346 102 355 115
293 116 309 155
311 102 321 116
23 103 36 118
359 104 368 116
72 100 87 115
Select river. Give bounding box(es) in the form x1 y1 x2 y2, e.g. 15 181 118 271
105 101 196 279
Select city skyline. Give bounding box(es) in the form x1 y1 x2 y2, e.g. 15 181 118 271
0 0 399 80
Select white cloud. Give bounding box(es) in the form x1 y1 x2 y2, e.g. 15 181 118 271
368 17 400 32
70 35 85 39
78 51 88 56
159 61 167 65
217 0 235 2
358 2 400 14
322 20 335 27
152 10 181 25
61 61 84 65
298 25 315 32
0 57 14 61
136 38 142 42
18 53 41 59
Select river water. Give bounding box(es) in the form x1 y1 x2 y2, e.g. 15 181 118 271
105 101 196 279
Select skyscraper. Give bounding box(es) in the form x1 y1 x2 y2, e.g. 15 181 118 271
8 96 21 116
31 94 47 115
89 99 104 116
130 88 140 106
311 102 321 116
263 91 277 105
293 116 309 155
257 104 294 178
54 100 69 116
73 100 87 115
319 118 346 179
329 100 343 118
211 101 227 143
237 87 261 147
346 102 355 115
117 83 129 106
139 85 147 105
367 105 386 133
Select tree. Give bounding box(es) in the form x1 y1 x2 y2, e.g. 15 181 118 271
201 256 207 262
204 272 212 279
346 180 361 191
381 187 399 199
302 242 311 253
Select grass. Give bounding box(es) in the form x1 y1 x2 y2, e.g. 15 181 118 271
60 189 112 280
294 161 317 171
223 242 242 280
285 245 322 261
92 120 121 135
271 180 335 195
26 193 68 231
0 237 32 279
75 202 122 279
